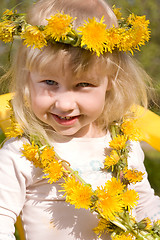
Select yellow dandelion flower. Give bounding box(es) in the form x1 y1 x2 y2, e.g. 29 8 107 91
109 135 127 150
138 217 152 230
61 177 93 209
93 218 113 236
4 104 23 138
68 183 93 209
143 218 152 230
112 233 135 240
116 14 150 54
105 177 124 196
2 9 14 20
61 176 80 198
127 14 150 50
116 28 134 54
95 186 124 220
21 25 47 49
43 160 64 183
5 122 23 138
40 146 55 167
112 5 123 20
128 28 148 52
104 27 121 53
22 142 42 168
124 168 144 184
121 120 142 141
122 189 139 211
3 9 14 15
127 14 150 35
104 150 120 169
0 21 15 43
155 219 160 226
44 12 74 41
78 17 108 56
117 26 145 54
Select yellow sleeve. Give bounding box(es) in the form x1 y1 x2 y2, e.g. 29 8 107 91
135 106 160 151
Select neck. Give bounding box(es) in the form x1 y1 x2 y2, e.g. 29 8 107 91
47 123 107 142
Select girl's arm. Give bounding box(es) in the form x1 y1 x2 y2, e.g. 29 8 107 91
0 138 32 239
128 141 160 222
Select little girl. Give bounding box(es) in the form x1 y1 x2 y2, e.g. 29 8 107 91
0 0 160 239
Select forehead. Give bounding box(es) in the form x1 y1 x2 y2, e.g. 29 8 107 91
27 45 108 82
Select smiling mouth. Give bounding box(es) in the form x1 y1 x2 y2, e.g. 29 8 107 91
58 116 76 120
52 114 79 125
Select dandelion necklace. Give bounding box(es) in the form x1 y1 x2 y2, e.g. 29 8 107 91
5 112 160 239
20 120 160 240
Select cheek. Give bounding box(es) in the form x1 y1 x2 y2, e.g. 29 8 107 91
80 90 106 114
30 84 52 109
93 95 106 114
29 92 46 120
30 89 41 110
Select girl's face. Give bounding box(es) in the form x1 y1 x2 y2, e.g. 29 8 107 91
29 63 110 138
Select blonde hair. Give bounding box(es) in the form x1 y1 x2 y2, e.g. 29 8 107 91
6 0 150 142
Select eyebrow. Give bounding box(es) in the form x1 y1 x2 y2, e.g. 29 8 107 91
74 77 102 85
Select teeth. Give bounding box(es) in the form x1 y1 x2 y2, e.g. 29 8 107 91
59 116 73 120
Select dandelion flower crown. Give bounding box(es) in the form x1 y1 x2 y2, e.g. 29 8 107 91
0 5 150 56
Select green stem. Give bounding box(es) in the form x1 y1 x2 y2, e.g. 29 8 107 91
67 31 76 39
13 35 22 40
111 219 128 231
55 152 89 186
110 125 117 138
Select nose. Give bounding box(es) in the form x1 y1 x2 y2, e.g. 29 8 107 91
54 91 77 112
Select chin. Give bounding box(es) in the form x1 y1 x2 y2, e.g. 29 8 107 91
52 127 80 138
49 122 91 138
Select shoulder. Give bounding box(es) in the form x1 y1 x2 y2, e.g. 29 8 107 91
0 137 30 165
0 137 34 185
1 137 29 153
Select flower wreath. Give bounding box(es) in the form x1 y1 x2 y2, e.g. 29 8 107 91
4 106 160 240
0 6 150 56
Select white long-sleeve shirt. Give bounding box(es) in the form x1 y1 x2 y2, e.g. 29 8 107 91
0 132 160 240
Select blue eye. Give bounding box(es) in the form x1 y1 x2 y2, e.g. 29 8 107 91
77 82 90 87
45 80 58 86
